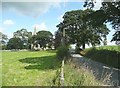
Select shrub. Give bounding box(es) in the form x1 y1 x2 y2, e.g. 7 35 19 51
56 45 70 60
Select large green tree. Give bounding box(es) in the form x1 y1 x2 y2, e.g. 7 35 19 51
7 37 23 49
35 30 53 50
13 28 32 49
57 9 110 49
84 0 120 44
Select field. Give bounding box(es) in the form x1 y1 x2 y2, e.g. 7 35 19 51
2 50 103 86
2 50 61 86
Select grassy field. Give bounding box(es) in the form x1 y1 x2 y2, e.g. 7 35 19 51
2 50 61 86
81 45 120 69
2 50 103 86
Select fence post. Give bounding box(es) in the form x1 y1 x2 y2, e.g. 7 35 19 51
60 59 64 86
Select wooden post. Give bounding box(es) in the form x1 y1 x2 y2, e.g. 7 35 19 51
60 28 65 86
60 59 64 86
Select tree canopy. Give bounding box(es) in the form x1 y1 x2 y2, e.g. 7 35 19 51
84 0 120 44
36 30 53 49
0 32 8 46
57 9 110 49
7 37 23 49
13 28 32 49
54 30 62 49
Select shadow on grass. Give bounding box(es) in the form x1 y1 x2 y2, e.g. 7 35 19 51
19 55 61 70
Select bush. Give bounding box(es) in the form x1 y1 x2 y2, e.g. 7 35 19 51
56 45 70 60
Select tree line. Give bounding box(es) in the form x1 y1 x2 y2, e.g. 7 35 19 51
0 29 55 50
1 2 119 50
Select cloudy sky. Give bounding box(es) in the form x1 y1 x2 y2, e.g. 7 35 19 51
0 0 115 45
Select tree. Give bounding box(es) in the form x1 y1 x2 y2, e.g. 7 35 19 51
54 30 62 49
0 32 8 50
28 35 37 50
7 37 23 49
84 1 120 28
35 30 53 50
84 0 120 44
0 32 8 45
57 9 110 49
13 28 32 49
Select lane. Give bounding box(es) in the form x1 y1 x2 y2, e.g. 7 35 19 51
71 54 120 86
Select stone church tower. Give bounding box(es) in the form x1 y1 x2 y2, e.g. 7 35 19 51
33 26 37 35
31 26 41 50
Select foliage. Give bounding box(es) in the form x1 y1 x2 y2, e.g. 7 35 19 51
111 30 120 45
28 35 38 50
54 30 62 49
84 0 120 44
83 0 96 9
35 30 53 50
7 37 23 49
13 28 32 49
84 46 120 69
56 45 70 60
57 9 110 49
0 32 8 46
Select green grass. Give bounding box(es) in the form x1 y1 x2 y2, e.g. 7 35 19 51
97 45 120 52
82 45 120 69
54 61 103 86
2 50 61 86
2 50 105 86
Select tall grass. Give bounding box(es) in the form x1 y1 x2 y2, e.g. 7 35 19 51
63 61 102 86
53 60 103 86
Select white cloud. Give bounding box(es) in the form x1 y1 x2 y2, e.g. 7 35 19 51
57 14 64 22
3 19 14 26
2 2 61 17
33 22 47 31
0 26 4 32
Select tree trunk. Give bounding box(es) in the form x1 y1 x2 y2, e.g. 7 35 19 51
82 43 85 49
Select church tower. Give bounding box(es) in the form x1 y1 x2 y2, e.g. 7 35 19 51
33 26 37 35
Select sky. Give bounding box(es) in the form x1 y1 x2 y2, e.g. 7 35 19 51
0 0 115 46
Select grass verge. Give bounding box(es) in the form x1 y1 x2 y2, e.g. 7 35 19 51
81 45 120 69
64 61 102 86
